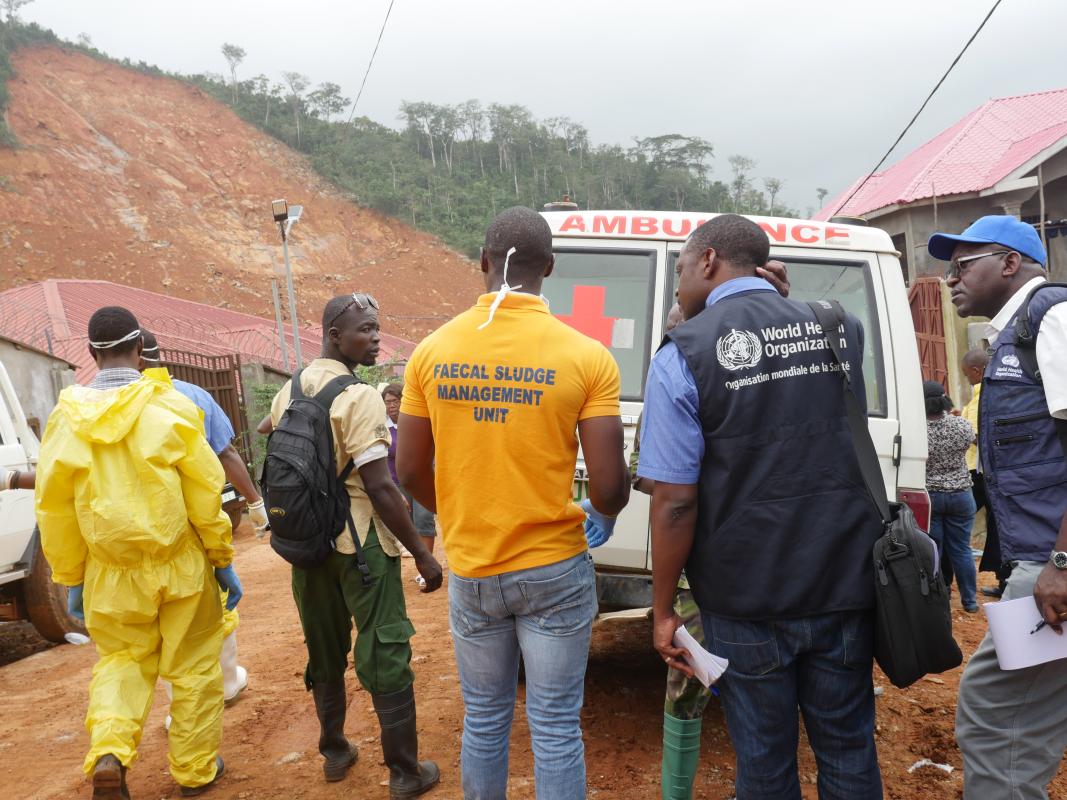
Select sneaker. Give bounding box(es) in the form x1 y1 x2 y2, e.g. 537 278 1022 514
180 756 225 797
964 605 980 614
981 586 1004 598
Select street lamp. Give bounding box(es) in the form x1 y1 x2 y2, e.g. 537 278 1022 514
272 199 304 368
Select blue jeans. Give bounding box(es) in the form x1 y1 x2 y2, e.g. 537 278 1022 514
928 489 978 610
701 611 882 800
449 551 597 800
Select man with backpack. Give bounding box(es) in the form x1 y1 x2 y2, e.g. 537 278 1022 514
930 216 1067 799
265 292 442 798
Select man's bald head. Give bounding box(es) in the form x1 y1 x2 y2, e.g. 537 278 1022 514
482 206 554 284
962 347 989 386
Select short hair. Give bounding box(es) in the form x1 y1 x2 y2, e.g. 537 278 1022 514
961 347 988 370
87 306 142 357
382 382 403 400
322 292 374 331
483 206 553 281
925 393 954 416
141 330 161 361
686 214 769 269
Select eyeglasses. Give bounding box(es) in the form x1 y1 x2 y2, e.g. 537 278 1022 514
326 292 379 329
944 250 1011 281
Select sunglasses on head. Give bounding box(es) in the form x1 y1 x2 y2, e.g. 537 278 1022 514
327 292 379 329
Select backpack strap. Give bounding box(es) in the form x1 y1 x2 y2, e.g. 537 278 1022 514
310 372 374 586
290 368 307 401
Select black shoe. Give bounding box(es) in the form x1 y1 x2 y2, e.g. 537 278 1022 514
180 756 224 797
372 685 441 799
312 681 359 782
981 587 1004 598
92 754 129 800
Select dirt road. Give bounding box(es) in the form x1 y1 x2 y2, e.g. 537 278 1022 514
2 526 1065 799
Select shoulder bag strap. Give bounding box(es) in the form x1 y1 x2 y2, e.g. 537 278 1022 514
808 300 892 523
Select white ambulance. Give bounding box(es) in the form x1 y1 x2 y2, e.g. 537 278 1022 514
538 209 929 610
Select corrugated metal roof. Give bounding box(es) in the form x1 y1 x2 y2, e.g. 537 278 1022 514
0 280 414 382
817 87 1067 220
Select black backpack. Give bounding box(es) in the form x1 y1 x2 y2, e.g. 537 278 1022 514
262 369 371 583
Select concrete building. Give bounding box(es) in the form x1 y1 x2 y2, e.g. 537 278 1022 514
0 335 76 435
817 87 1067 285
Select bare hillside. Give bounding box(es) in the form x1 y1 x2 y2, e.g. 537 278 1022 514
0 47 481 341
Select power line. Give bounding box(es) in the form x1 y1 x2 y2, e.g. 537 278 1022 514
828 0 1004 218
345 0 397 126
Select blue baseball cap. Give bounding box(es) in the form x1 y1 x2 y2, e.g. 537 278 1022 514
928 215 1046 266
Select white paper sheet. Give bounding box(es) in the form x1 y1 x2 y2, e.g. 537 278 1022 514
983 596 1067 670
673 624 729 688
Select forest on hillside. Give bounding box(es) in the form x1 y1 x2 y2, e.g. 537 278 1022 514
0 14 823 257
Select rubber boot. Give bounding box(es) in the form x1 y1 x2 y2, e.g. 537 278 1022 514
372 685 440 799
661 713 702 800
92 754 130 800
312 681 358 782
221 631 248 704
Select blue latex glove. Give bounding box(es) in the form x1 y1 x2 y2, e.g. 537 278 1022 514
67 584 84 622
214 565 243 611
580 498 618 548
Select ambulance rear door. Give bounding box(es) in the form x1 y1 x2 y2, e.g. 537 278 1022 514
543 238 667 571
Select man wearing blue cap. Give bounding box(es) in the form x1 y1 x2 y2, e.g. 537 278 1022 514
929 215 1067 799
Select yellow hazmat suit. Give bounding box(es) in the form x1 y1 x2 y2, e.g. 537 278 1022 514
35 369 233 788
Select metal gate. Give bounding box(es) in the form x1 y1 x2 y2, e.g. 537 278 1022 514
159 349 251 462
908 277 948 389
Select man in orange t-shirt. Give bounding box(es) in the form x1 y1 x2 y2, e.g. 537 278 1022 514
398 206 630 799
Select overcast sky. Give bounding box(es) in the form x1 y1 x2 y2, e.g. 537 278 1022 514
21 0 1064 212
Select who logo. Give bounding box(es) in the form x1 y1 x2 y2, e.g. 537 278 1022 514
716 329 763 371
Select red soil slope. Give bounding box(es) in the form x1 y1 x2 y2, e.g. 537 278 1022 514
0 47 481 342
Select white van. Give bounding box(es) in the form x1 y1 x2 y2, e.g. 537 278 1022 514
538 209 929 610
0 360 84 641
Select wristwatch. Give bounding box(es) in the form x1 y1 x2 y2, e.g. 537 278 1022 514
1051 551 1067 570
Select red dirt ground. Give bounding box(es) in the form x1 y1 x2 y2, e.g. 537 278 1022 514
1 522 1065 799
0 47 482 343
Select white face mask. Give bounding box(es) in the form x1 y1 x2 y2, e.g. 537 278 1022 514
478 247 550 330
89 328 142 349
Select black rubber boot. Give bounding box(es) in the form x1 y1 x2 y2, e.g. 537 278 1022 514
372 685 440 799
312 681 358 782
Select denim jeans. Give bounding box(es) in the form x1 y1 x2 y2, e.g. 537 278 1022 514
449 551 597 800
701 610 882 800
928 489 978 610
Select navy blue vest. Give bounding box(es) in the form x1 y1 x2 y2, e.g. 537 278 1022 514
978 283 1067 563
668 289 881 620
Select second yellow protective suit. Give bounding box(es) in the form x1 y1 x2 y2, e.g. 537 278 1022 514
35 369 233 789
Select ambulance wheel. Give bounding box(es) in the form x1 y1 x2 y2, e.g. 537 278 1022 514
24 531 86 643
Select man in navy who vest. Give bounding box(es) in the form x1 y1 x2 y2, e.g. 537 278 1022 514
931 215 1067 799
638 214 884 799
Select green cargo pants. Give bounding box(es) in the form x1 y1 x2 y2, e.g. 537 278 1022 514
664 586 714 720
291 523 416 695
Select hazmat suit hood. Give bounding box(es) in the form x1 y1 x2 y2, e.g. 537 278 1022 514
59 368 169 444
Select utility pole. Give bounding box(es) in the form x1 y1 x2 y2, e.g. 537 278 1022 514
271 199 304 368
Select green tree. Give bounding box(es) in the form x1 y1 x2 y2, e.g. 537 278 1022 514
763 177 783 215
220 43 245 105
307 82 349 123
281 71 308 148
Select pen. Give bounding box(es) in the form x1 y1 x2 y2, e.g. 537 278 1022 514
1030 620 1047 635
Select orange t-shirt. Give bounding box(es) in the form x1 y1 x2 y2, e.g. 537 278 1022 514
401 292 621 577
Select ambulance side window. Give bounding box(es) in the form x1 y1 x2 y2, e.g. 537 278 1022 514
543 248 657 400
667 254 887 416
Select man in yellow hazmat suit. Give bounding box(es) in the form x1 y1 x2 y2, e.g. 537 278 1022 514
34 306 238 799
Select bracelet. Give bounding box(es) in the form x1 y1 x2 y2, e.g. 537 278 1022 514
6 470 18 490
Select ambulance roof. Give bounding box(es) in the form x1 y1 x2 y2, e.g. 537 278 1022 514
541 210 896 254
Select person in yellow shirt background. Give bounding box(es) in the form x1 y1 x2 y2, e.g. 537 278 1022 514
397 206 630 799
34 306 237 799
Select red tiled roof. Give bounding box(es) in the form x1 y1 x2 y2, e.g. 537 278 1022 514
0 280 414 383
817 87 1067 220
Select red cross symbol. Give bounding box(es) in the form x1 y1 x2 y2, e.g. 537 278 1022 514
556 285 616 347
